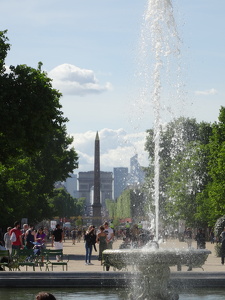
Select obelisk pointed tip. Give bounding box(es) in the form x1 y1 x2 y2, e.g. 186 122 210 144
95 131 99 140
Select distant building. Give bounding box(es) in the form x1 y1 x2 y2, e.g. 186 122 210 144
128 154 145 186
113 167 128 199
78 171 113 216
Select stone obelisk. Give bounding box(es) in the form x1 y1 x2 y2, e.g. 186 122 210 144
92 131 102 226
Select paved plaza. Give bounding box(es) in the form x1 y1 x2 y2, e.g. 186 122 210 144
40 237 224 273
1 236 224 273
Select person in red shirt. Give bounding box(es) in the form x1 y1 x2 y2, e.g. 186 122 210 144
9 221 23 252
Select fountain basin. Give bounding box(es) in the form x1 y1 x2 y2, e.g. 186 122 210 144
103 248 211 300
103 248 211 270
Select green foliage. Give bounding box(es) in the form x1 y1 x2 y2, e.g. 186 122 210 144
105 199 116 219
75 217 83 227
205 108 225 221
105 189 146 223
111 108 225 229
48 188 85 219
130 189 146 221
166 142 210 227
75 198 86 216
0 156 51 226
0 30 10 73
0 31 79 228
0 63 65 160
116 190 131 219
145 117 212 227
195 187 213 227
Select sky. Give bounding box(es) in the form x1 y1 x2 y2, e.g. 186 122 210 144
1 0 225 174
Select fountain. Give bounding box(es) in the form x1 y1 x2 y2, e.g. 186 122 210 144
103 246 211 300
103 0 211 299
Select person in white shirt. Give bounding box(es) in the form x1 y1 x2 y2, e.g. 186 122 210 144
104 222 114 250
4 227 12 254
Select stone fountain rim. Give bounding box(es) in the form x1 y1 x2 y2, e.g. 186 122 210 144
103 248 212 255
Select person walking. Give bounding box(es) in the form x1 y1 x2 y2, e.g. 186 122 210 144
195 228 206 249
36 228 47 246
96 225 107 263
84 225 96 265
4 227 12 254
77 228 82 242
10 221 23 253
184 227 192 249
21 224 28 247
104 222 114 249
104 221 114 271
51 224 64 262
221 228 225 265
25 224 36 249
125 221 131 241
221 239 225 265
221 227 225 241
209 230 215 244
71 228 76 245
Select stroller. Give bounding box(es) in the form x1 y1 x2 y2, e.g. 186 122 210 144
32 241 45 256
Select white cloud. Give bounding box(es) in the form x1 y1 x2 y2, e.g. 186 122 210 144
48 63 112 96
70 128 149 173
195 88 218 96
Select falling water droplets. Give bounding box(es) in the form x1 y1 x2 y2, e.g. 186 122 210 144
140 0 182 240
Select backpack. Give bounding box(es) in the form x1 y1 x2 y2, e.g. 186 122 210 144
10 232 16 242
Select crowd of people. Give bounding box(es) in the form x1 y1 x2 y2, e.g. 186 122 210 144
3 220 225 272
83 221 114 270
2 222 48 255
0 222 62 269
183 226 225 256
0 222 50 271
0 220 116 271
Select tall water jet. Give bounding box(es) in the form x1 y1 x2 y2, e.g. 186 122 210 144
140 0 181 240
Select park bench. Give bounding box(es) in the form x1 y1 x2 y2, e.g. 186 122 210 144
13 248 39 271
42 249 69 271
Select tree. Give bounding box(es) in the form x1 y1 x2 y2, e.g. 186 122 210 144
0 30 10 73
48 188 85 219
0 31 78 228
105 199 117 220
0 63 67 161
202 107 225 225
105 188 146 223
144 117 212 227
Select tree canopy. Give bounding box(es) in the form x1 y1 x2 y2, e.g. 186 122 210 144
48 188 85 219
144 117 212 228
201 107 225 225
0 30 79 228
105 188 146 224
